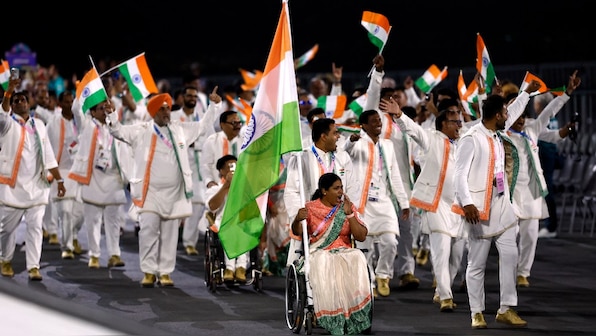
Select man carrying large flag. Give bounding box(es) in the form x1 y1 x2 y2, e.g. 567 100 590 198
219 0 302 259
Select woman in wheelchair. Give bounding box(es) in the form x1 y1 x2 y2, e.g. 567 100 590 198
205 154 249 283
292 173 373 335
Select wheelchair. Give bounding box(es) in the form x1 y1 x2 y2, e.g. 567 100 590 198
203 212 263 292
284 235 374 335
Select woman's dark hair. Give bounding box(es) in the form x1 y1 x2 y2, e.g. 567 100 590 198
311 172 341 200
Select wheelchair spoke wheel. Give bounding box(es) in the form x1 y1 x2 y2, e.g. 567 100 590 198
285 264 305 333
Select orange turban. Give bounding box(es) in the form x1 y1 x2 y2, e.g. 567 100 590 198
147 93 172 118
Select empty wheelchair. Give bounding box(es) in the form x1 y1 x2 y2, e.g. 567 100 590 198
203 212 263 292
284 236 374 335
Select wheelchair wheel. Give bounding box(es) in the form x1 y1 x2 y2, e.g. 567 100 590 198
285 264 305 333
203 232 213 288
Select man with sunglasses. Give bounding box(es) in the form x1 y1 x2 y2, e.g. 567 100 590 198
381 97 465 313
201 110 245 189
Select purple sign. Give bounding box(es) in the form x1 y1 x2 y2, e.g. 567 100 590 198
5 43 37 68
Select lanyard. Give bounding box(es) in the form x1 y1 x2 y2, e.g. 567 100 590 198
11 113 35 134
311 145 335 174
377 142 384 177
92 118 113 150
508 129 535 146
312 204 338 237
154 124 173 149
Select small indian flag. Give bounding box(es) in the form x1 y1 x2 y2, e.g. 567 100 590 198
317 95 347 119
519 71 565 97
117 53 158 102
415 65 448 94
476 33 496 95
294 44 319 69
457 70 478 118
76 67 108 113
361 11 391 52
337 123 361 134
348 94 368 117
0 60 10 91
239 68 263 91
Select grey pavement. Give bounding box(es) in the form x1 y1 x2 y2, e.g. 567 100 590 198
1 218 595 335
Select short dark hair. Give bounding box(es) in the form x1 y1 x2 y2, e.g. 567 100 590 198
401 106 417 120
216 154 237 170
436 98 459 112
10 91 29 104
219 110 238 124
359 110 378 125
311 118 335 142
482 95 506 121
435 109 458 131
307 107 325 124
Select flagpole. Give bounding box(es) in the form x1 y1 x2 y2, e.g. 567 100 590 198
88 55 110 100
98 52 146 78
368 26 392 78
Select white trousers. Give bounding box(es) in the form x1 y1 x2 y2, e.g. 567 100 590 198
517 218 539 277
42 201 58 235
56 199 84 251
225 251 249 271
84 203 123 258
138 212 180 276
0 204 45 270
396 212 416 277
182 203 205 248
429 232 466 300
357 232 398 280
466 226 518 313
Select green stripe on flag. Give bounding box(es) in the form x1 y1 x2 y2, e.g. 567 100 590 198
119 65 144 102
82 90 108 113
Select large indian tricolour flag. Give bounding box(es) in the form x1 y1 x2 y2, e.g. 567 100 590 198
361 11 391 52
219 0 303 259
117 52 158 102
76 67 108 113
476 33 497 95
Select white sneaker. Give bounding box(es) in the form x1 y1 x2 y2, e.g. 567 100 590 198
538 227 557 239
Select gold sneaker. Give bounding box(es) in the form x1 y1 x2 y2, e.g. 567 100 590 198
398 273 420 290
88 256 100 269
235 267 247 283
376 277 390 297
415 249 429 266
73 239 83 255
185 246 199 256
141 273 156 287
433 293 440 304
61 250 75 259
108 255 125 267
1 262 14 277
472 313 487 329
48 233 60 245
159 274 174 287
495 309 527 327
28 267 42 281
440 298 455 312
517 275 530 287
223 269 234 282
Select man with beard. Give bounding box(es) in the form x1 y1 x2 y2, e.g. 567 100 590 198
170 86 223 255
452 80 541 329
107 93 215 287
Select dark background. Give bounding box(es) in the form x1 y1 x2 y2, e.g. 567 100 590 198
3 1 593 81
